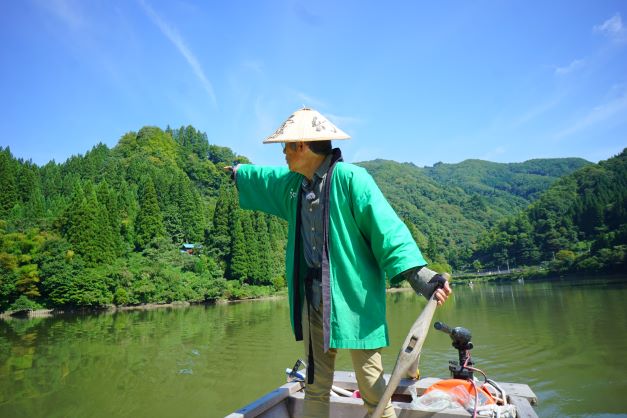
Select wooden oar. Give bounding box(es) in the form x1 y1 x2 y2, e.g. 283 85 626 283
370 293 439 418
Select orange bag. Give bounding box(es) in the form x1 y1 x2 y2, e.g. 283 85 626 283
423 379 496 406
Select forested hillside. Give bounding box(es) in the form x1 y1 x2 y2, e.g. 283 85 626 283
358 157 590 269
0 126 287 313
471 149 626 274
0 124 600 313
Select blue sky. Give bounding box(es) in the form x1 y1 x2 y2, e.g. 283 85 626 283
1 1 626 167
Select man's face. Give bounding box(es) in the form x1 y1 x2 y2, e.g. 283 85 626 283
283 142 303 173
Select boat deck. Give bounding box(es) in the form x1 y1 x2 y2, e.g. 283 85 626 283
227 371 538 417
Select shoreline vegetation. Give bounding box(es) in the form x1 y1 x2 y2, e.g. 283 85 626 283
3 271 624 321
0 291 289 320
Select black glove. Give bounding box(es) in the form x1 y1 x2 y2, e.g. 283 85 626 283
406 267 448 300
428 274 447 289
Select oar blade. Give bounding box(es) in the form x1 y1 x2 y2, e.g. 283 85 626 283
370 297 438 418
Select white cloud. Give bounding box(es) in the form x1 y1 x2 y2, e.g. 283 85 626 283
554 59 585 76
242 60 264 74
513 97 562 128
38 0 86 30
138 0 217 105
594 13 626 40
480 146 506 161
294 92 326 109
325 113 363 127
254 96 279 139
554 87 627 140
349 146 382 163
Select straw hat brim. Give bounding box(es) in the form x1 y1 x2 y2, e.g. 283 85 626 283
263 108 351 143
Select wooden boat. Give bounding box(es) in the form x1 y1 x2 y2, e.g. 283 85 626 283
226 370 538 417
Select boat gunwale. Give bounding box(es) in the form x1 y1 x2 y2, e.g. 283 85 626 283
226 371 538 418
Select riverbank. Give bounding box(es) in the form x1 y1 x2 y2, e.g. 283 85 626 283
0 301 190 320
7 272 624 320
453 268 627 285
0 287 417 320
0 292 291 320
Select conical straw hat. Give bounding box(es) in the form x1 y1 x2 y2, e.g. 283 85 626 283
263 108 351 143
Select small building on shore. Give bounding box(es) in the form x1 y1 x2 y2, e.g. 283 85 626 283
180 243 201 255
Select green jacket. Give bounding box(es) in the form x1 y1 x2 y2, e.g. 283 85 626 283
236 150 427 350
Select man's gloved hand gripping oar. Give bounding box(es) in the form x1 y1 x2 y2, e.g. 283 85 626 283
371 269 451 418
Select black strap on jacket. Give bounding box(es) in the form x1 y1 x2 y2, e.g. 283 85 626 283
304 267 321 384
292 195 304 341
320 149 342 354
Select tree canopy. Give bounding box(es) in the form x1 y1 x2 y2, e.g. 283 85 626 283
0 128 280 312
470 149 626 274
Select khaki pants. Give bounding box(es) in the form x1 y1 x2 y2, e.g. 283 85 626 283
302 302 396 418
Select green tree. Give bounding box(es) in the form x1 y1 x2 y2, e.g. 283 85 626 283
163 204 185 244
404 219 429 250
0 227 56 308
268 215 287 281
471 149 626 273
15 263 41 298
97 180 123 256
65 182 116 266
135 176 165 250
0 147 18 216
227 210 247 281
0 222 18 310
253 212 273 285
25 183 46 226
209 186 237 260
118 180 138 247
239 211 257 283
179 179 205 243
36 236 84 306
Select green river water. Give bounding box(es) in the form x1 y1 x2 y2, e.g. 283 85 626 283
1 276 626 418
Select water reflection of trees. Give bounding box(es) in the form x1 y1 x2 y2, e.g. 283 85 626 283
0 301 291 412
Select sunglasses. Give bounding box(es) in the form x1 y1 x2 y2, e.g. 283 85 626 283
281 142 299 151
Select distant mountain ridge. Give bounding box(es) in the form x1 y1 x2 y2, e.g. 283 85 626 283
425 157 591 200
357 157 591 268
469 149 626 274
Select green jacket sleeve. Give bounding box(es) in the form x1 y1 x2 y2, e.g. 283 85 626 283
349 168 427 283
236 164 300 220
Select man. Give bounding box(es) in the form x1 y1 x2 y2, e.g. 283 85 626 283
226 108 451 417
